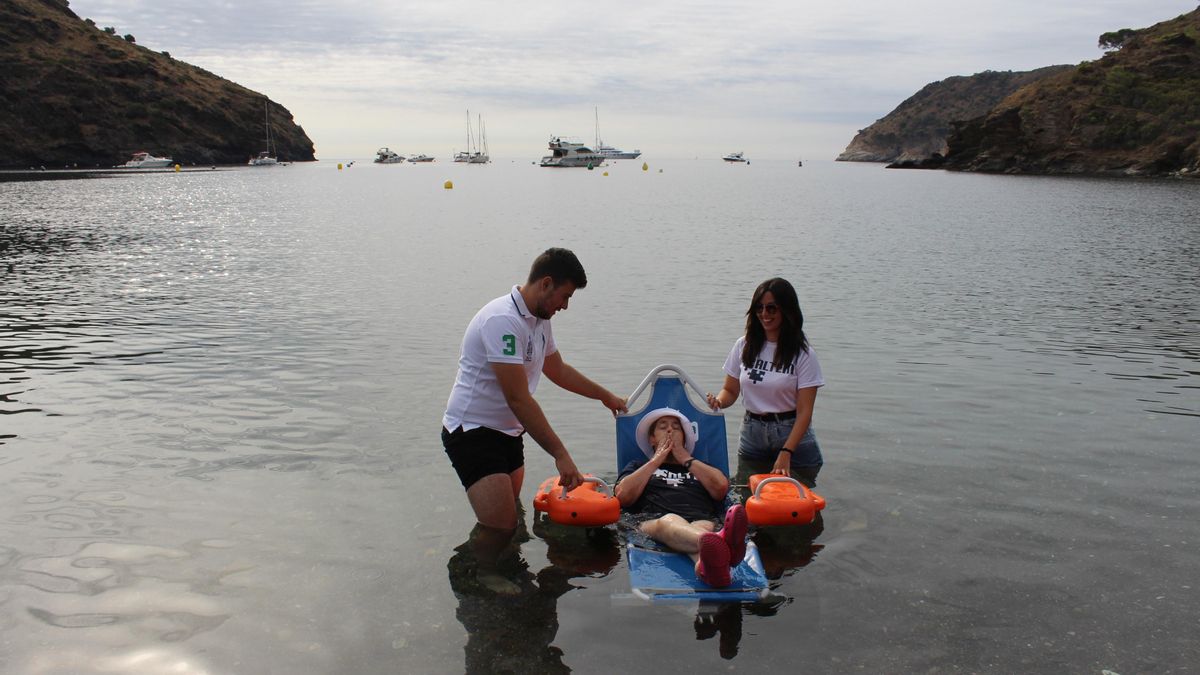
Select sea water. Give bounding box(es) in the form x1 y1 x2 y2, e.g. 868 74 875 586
1 160 1197 673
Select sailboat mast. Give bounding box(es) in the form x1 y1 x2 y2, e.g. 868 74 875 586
595 107 599 149
481 117 489 159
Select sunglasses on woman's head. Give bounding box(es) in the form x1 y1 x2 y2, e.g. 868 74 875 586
754 303 779 315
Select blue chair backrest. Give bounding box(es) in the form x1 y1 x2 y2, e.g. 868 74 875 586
616 371 729 476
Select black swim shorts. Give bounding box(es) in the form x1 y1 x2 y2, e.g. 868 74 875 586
442 425 525 489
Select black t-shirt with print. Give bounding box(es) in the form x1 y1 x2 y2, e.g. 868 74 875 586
617 459 722 522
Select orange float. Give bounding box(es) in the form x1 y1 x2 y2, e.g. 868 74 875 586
532 475 620 527
745 474 826 526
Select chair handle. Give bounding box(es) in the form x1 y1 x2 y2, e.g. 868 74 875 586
560 476 613 499
752 476 806 499
624 363 712 410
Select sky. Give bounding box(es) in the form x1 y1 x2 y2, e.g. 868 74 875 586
67 0 1198 161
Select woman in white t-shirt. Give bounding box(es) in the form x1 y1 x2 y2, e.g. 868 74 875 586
706 278 825 487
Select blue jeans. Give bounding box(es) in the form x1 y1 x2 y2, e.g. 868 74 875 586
735 414 822 489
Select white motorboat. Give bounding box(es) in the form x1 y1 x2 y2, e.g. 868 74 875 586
375 147 405 164
595 143 641 160
120 151 173 168
722 152 747 162
539 137 604 167
594 108 641 159
408 154 435 163
248 101 280 166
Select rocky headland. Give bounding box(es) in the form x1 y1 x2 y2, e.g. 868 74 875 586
845 8 1200 178
836 67 1071 163
0 0 316 168
934 9 1200 177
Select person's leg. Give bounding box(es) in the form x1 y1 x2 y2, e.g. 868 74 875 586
736 415 778 499
465 474 520 591
445 427 527 593
789 427 822 487
639 514 708 554
463 465 527 576
641 516 730 587
508 464 525 499
445 426 527 528
466 473 518 529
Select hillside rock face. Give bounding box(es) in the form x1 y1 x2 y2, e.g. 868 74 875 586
837 67 1071 163
0 0 316 167
940 9 1200 176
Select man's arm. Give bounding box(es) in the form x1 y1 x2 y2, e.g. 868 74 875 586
492 361 584 490
541 351 628 415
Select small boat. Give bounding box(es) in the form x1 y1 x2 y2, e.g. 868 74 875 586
594 108 641 159
453 111 490 163
407 154 435 163
248 101 280 166
120 151 173 168
722 152 747 163
374 147 405 164
595 143 641 160
248 151 278 166
539 136 604 167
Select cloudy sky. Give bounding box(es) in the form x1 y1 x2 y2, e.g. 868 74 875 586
68 0 1197 161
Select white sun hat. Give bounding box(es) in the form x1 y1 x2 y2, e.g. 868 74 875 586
634 407 698 458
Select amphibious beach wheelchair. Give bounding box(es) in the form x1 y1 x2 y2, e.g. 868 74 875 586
533 364 824 601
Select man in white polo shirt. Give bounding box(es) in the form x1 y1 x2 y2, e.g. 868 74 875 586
442 248 626 581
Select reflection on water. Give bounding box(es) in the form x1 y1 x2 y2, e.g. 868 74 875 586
446 506 825 669
2 163 1198 671
447 515 621 674
755 514 825 580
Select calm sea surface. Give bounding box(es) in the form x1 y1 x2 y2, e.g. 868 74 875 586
1 159 1197 674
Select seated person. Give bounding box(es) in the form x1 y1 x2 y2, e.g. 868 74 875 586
614 407 749 587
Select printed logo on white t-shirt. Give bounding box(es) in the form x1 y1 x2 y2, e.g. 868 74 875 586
747 357 795 385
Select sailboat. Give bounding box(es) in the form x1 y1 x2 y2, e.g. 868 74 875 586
453 110 490 163
593 108 640 159
248 101 279 166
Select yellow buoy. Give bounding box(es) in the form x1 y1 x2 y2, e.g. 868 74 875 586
603 171 608 176
444 180 453 189
174 164 181 172
642 162 648 171
338 163 343 170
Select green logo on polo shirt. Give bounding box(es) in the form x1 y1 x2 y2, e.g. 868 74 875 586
502 334 516 356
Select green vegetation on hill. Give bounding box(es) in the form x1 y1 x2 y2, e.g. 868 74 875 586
0 0 315 168
940 9 1200 176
